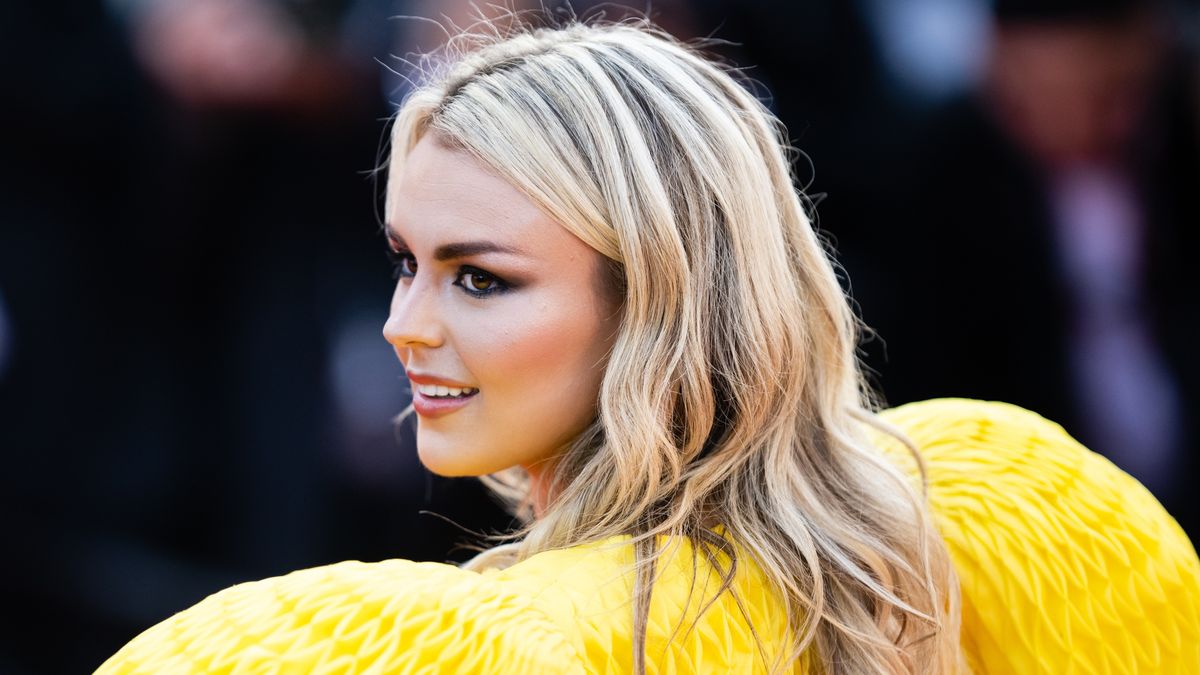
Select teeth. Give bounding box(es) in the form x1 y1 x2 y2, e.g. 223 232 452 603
415 383 477 398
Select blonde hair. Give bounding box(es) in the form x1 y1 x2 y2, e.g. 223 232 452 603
387 16 962 674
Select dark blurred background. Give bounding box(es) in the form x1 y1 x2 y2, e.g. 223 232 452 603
1 0 1196 671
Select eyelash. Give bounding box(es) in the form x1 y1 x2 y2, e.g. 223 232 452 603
386 248 416 280
386 247 510 298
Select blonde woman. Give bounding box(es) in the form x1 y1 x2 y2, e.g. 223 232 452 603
98 20 1198 674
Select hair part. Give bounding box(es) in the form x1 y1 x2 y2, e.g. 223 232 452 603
386 15 963 674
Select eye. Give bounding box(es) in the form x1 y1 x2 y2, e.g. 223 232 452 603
463 272 494 292
453 266 508 297
386 248 417 280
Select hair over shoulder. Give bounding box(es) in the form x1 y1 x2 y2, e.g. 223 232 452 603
385 14 963 674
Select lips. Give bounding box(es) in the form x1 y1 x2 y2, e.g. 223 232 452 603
413 383 478 398
406 371 478 418
411 387 478 418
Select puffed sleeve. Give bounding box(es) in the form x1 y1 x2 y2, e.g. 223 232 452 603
875 399 1200 674
94 558 586 674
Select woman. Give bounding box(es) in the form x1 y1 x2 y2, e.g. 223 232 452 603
98 20 1198 674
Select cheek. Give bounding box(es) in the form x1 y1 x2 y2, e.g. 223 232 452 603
455 297 611 461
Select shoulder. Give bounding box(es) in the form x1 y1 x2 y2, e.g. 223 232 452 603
97 558 585 673
492 537 791 672
871 398 1191 537
873 398 1200 673
874 397 1081 459
96 537 789 674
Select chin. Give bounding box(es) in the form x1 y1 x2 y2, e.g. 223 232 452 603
415 436 497 477
416 444 473 477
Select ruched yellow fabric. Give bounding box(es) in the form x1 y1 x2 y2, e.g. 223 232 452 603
96 399 1200 674
869 399 1200 674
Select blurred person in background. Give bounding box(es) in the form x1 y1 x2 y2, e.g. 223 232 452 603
0 1 514 672
839 0 1199 534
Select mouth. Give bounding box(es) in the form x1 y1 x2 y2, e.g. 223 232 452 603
414 383 478 398
411 383 479 418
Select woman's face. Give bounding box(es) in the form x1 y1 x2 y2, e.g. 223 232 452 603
383 134 621 478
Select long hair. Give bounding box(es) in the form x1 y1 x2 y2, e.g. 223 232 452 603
386 17 962 674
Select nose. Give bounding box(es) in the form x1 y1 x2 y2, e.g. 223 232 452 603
382 278 444 350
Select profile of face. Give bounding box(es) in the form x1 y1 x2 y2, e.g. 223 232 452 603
382 135 622 480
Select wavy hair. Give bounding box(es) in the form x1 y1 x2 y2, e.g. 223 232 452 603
386 17 962 674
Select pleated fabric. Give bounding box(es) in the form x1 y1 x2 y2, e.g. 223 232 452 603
95 399 1200 673
870 399 1200 674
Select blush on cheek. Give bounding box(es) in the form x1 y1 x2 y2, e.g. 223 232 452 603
460 300 612 470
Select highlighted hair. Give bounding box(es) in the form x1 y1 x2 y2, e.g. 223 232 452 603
387 17 962 674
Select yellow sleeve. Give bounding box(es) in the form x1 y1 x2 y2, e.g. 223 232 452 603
94 558 585 674
875 398 1200 675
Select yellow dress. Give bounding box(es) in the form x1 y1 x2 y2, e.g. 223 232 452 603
96 400 1200 673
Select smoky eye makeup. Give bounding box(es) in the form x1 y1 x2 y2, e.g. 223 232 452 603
386 240 515 298
453 265 511 298
386 246 418 280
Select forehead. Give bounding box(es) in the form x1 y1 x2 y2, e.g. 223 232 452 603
386 135 551 244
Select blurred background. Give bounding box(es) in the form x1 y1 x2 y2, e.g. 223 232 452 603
1 0 1196 671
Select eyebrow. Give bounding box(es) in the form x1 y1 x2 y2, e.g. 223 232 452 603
433 241 526 261
387 228 526 261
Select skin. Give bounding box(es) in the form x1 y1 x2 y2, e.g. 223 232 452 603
985 12 1163 169
382 134 621 495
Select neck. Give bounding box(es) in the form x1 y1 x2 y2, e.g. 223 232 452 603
524 460 557 519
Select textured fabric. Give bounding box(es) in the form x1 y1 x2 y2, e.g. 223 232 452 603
96 399 1200 673
869 399 1200 674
